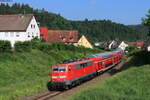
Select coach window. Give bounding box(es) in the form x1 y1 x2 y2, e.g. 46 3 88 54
87 62 93 66
81 63 87 68
74 64 81 70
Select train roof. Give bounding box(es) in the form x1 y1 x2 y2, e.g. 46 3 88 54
87 52 113 58
52 49 123 66
87 49 122 58
52 58 92 66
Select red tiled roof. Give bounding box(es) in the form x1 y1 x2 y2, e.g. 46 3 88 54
46 30 78 43
136 41 144 47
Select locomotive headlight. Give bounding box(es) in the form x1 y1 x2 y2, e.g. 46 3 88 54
59 76 66 78
52 76 58 79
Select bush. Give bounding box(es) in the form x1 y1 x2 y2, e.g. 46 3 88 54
36 43 53 53
14 41 32 52
134 51 150 65
125 46 140 56
0 40 11 53
31 38 42 49
35 42 101 54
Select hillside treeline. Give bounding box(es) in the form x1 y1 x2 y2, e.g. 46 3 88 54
0 3 147 42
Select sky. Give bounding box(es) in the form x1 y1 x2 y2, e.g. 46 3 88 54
6 0 150 25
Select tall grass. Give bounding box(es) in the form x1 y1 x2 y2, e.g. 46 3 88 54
0 48 100 100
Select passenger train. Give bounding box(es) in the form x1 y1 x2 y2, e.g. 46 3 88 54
47 49 124 90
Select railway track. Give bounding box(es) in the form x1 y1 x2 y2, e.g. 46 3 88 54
24 59 127 100
32 91 63 100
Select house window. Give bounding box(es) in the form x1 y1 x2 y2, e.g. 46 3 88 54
16 32 20 37
10 32 14 37
61 37 66 40
32 32 34 37
5 32 9 37
59 35 62 39
36 33 38 37
60 35 66 40
28 32 30 37
31 24 35 29
70 36 73 40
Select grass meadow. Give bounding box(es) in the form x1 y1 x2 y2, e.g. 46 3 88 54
0 49 100 100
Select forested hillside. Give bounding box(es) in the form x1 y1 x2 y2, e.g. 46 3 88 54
0 3 147 42
128 24 148 38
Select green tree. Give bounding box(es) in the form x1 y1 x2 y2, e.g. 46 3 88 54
142 9 150 37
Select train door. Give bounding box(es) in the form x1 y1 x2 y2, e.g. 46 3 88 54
68 65 74 80
74 64 83 78
97 61 104 72
80 63 86 76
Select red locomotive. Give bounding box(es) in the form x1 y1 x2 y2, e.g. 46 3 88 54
47 49 124 90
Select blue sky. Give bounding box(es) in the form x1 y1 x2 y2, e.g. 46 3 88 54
9 0 150 25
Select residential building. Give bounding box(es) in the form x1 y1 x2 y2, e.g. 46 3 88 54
0 14 40 47
135 41 144 49
77 35 93 49
46 30 78 44
118 41 129 51
94 42 101 46
108 40 114 49
143 39 150 52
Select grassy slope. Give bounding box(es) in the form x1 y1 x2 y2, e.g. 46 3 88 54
0 49 99 100
69 53 150 100
69 65 150 100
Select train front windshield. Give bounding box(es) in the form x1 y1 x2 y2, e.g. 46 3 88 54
52 66 66 72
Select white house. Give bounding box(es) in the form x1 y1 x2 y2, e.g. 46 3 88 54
0 14 40 47
147 46 150 52
118 41 128 51
108 40 115 49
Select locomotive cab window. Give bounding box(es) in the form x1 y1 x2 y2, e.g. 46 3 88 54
52 66 66 72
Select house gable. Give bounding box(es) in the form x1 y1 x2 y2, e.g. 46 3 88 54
26 16 40 40
118 41 128 50
78 35 93 49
